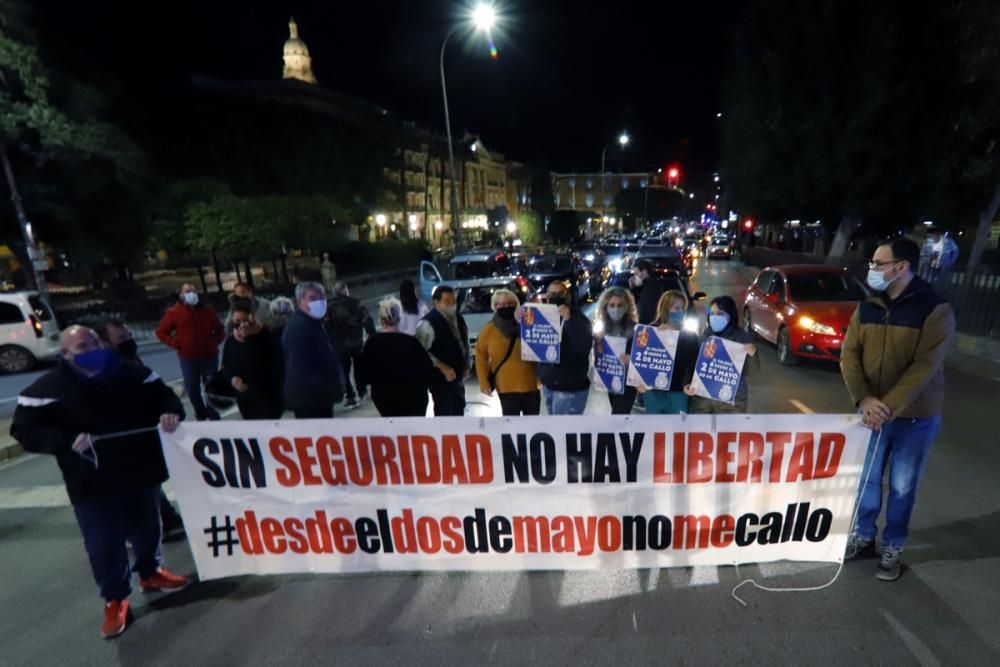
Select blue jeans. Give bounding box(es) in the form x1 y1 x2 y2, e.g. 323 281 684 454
855 416 941 548
543 386 590 415
180 355 220 421
644 390 689 414
72 486 163 601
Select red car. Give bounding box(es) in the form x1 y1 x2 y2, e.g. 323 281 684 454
742 265 869 365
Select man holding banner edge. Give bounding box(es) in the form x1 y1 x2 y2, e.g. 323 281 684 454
840 237 955 581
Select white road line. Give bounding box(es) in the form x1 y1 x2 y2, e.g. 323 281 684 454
0 484 69 509
0 453 37 471
789 399 814 414
0 396 20 404
688 565 719 586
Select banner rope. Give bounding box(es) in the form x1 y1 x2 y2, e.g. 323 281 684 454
730 425 884 607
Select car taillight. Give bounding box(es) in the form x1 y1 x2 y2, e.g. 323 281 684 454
29 314 44 338
516 276 529 292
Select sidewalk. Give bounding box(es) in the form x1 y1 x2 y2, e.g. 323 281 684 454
734 262 1000 379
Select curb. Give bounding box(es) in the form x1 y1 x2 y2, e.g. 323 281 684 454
0 440 24 463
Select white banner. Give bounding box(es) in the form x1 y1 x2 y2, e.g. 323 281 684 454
160 415 869 581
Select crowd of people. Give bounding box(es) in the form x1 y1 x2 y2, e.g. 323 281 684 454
7 236 956 638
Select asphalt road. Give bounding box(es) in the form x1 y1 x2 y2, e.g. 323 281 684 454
1 259 998 665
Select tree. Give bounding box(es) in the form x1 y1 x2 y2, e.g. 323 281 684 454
516 210 543 246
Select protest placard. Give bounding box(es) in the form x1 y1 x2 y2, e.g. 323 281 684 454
626 324 680 390
593 335 627 394
691 336 749 405
520 304 562 363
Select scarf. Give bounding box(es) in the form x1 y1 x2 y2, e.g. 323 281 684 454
492 313 520 339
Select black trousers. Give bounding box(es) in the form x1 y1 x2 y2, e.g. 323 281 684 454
293 404 334 419
608 386 638 414
498 391 541 416
340 347 365 400
430 380 466 416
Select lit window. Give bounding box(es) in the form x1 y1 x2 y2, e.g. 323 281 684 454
622 178 630 188
586 179 593 189
603 197 611 207
640 178 648 188
568 178 576 188
585 195 594 207
555 194 561 206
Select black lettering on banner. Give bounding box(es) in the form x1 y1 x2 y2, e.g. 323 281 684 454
488 516 513 553
805 508 833 542
529 433 557 484
623 515 646 550
234 438 267 488
566 434 592 483
648 515 672 550
780 503 797 543
376 509 395 553
356 518 381 553
620 433 644 482
735 513 758 546
464 508 489 553
756 512 783 545
193 438 225 487
593 433 621 483
501 434 529 483
792 501 810 541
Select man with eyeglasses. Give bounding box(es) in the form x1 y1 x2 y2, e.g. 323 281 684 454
840 237 955 581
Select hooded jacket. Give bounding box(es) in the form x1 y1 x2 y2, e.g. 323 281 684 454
686 295 760 402
840 276 954 418
10 362 185 504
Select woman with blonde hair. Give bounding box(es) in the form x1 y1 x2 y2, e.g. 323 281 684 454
636 289 701 414
361 298 436 416
594 286 640 414
476 288 540 415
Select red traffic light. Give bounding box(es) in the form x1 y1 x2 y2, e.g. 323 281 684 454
667 167 680 179
743 218 755 230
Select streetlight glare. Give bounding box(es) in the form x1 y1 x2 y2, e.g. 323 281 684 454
618 133 630 146
472 4 496 31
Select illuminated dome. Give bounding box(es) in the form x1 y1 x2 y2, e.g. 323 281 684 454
283 18 317 84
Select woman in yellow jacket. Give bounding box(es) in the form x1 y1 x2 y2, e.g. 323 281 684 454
475 288 541 415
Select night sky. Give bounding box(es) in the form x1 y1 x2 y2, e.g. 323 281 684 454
36 0 744 175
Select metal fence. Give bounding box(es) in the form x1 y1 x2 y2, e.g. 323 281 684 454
741 248 1000 339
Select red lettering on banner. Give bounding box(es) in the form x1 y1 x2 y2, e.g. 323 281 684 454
513 516 551 552
316 437 345 486
466 434 493 483
813 433 845 479
344 437 374 486
411 435 441 484
398 436 415 484
284 518 309 554
786 433 815 482
293 438 321 485
716 432 737 483
687 432 713 483
597 516 622 552
653 432 671 482
390 509 418 553
270 438 300 487
440 435 468 484
736 432 765 482
674 515 711 549
260 518 287 554
710 514 735 548
236 511 263 554
440 516 464 554
766 432 792 483
371 436 401 485
330 518 356 553
416 517 442 553
574 516 598 556
306 511 333 553
551 516 574 553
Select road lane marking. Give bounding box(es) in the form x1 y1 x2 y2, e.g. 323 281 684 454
688 565 719 586
0 484 69 509
789 399 814 414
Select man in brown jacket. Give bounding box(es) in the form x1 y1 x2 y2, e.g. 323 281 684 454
840 237 955 581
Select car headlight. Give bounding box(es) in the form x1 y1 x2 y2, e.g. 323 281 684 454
798 316 837 336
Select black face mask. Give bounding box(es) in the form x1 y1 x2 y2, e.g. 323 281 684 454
117 339 138 360
548 294 566 307
496 306 516 320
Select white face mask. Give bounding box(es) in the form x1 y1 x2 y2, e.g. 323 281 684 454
182 292 199 306
866 265 898 292
307 299 328 320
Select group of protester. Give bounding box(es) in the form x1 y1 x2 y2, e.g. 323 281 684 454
7 236 955 639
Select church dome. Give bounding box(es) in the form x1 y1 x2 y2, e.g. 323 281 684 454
282 18 317 84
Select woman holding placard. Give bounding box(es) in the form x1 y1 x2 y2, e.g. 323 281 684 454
593 287 640 414
640 290 702 414
684 295 759 413
476 289 541 416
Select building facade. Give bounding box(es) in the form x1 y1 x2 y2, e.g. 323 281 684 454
550 172 654 219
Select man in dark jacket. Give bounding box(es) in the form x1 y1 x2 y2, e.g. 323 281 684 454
156 284 225 420
535 281 593 415
415 285 469 416
841 237 955 582
11 325 189 639
630 259 666 324
326 281 376 409
282 282 345 418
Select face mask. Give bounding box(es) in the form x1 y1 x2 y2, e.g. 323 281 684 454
73 348 121 379
442 304 457 317
548 294 566 307
633 275 644 287
496 306 516 321
709 313 730 333
307 299 327 320
117 339 138 360
866 267 897 292
182 292 199 306
607 305 626 322
668 311 686 328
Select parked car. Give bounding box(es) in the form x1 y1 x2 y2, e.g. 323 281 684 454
743 265 868 365
419 250 518 302
0 291 60 373
634 248 690 280
455 277 529 349
524 254 592 302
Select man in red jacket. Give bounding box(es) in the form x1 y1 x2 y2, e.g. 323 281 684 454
156 284 225 420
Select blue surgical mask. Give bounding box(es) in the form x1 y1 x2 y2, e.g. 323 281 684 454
73 348 121 379
607 305 626 322
668 311 686 328
866 268 895 292
709 313 730 333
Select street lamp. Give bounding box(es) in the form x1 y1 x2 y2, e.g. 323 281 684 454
505 220 517 234
440 3 498 254
600 132 630 177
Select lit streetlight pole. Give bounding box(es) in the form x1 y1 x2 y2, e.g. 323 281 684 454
440 4 496 254
600 132 630 178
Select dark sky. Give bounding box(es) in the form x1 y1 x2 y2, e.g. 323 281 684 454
36 0 744 175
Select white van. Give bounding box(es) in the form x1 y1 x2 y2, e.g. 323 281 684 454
0 292 60 373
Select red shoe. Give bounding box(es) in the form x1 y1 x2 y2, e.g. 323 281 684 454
102 599 130 639
140 567 190 593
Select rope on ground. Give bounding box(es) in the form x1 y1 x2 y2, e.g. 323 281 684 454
730 426 883 607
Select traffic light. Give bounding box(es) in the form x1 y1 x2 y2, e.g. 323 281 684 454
667 166 680 188
743 218 755 231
